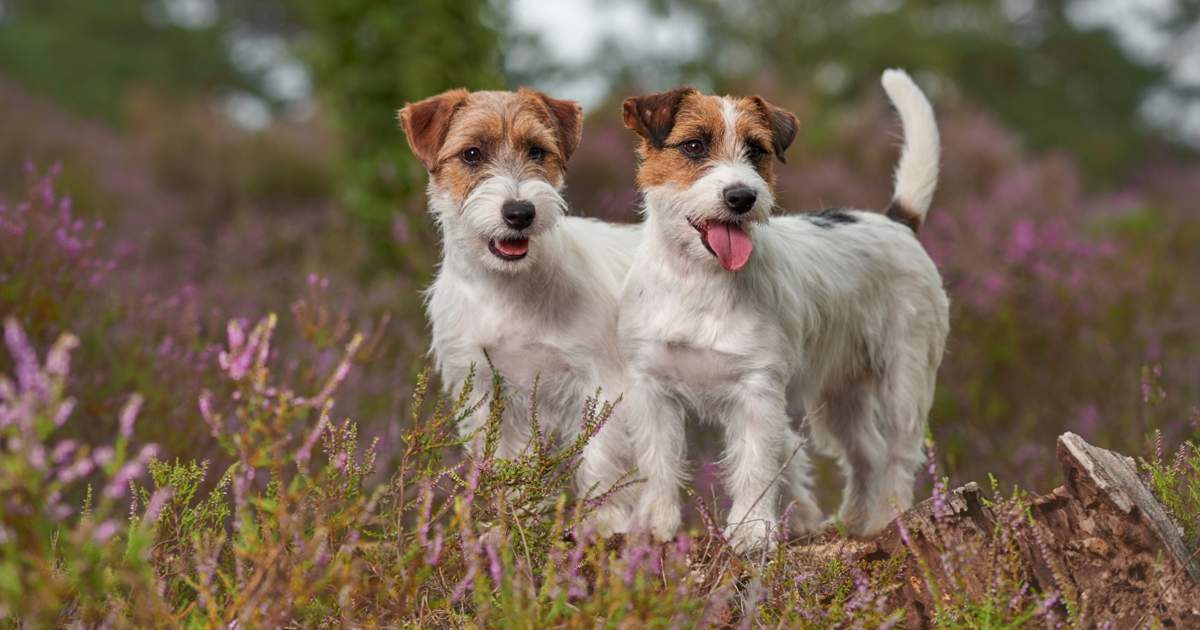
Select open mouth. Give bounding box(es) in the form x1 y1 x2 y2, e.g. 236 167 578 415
488 237 530 261
689 219 753 272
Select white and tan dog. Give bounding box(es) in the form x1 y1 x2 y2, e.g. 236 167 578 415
618 70 949 550
399 89 640 532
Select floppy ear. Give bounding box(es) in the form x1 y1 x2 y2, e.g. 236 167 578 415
524 89 584 162
749 96 799 163
397 88 470 170
622 87 695 149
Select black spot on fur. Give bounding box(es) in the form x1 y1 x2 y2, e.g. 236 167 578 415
807 208 859 229
886 201 921 233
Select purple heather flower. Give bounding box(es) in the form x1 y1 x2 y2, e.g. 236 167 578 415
198 391 220 437
118 394 143 439
92 445 115 466
296 404 330 472
4 318 41 395
57 457 95 484
92 520 119 543
45 333 78 378
143 488 173 524
52 398 76 427
103 444 158 499
54 226 82 253
485 540 503 584
51 440 77 464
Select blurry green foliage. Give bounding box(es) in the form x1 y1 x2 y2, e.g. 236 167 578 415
291 0 507 273
651 0 1171 179
0 0 253 122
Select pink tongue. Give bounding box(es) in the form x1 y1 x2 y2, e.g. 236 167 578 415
496 238 529 256
702 222 753 271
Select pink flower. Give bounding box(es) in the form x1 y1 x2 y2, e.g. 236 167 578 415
118 394 143 439
143 488 173 524
92 520 119 543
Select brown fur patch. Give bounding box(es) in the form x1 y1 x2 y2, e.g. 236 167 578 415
398 89 469 170
626 91 799 194
623 87 694 149
733 97 783 187
746 96 798 163
633 93 726 189
886 201 923 233
400 90 578 205
523 88 583 161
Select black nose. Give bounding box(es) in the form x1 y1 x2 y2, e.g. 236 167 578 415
501 199 535 230
723 185 757 214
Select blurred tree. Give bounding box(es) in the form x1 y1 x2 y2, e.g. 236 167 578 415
643 0 1173 179
0 0 255 122
291 0 506 273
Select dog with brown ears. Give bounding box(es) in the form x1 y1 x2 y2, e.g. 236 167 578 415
616 70 949 550
399 88 640 533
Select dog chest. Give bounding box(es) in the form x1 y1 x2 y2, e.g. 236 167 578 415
642 341 746 388
480 339 582 390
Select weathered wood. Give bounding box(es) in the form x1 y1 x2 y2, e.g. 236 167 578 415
1057 431 1200 584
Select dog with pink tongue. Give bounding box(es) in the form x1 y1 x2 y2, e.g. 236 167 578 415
615 70 949 552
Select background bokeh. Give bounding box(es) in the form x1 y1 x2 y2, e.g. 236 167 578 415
2 0 1199 502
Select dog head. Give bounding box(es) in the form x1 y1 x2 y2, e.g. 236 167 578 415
623 88 797 272
399 88 582 273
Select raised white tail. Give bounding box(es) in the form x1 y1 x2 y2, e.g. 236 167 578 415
881 69 939 232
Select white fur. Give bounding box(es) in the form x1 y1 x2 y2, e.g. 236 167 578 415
620 72 949 550
882 69 939 217
425 165 641 534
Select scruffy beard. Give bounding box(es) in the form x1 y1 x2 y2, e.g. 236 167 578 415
642 162 774 271
429 174 568 274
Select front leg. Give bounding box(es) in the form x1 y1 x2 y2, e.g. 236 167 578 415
626 381 687 542
457 379 532 460
576 397 635 536
720 384 789 552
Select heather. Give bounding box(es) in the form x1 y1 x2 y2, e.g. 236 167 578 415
0 281 1104 626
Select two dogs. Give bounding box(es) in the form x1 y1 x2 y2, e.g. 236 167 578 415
400 71 949 550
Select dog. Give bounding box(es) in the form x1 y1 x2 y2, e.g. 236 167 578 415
616 70 949 550
399 88 640 533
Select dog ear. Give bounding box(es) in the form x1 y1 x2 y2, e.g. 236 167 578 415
398 89 470 171
523 89 584 162
622 87 694 149
749 96 799 163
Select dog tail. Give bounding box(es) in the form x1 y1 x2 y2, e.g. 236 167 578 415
881 69 939 233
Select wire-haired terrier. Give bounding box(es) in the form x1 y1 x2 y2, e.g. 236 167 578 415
399 88 640 533
617 70 949 550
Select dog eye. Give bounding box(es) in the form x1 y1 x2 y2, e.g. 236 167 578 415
528 146 546 162
461 147 484 166
680 139 707 158
746 142 768 162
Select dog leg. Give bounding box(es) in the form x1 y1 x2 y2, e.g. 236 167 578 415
577 412 634 536
627 383 686 542
783 427 823 536
456 385 533 461
720 385 789 552
819 382 926 537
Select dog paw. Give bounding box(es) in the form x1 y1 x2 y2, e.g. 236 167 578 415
786 500 825 536
582 503 632 537
634 497 682 542
834 508 893 538
723 517 776 554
